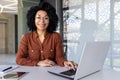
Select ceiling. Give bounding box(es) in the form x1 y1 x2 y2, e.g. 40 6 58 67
0 0 17 14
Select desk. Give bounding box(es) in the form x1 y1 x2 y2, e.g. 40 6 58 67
13 66 120 80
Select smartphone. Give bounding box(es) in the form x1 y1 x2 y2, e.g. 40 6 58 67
1 72 29 80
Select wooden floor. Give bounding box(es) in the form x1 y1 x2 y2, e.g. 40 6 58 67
0 53 16 65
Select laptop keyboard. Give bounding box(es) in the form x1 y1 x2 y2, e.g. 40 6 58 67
60 69 76 76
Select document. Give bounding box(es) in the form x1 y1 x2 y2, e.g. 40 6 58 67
0 65 18 74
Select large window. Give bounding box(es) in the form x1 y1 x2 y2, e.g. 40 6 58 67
62 0 120 70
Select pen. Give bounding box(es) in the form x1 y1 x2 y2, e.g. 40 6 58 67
2 66 12 72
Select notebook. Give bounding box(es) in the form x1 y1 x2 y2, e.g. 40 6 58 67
48 41 110 80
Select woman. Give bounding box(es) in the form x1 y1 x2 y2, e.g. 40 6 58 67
16 2 77 69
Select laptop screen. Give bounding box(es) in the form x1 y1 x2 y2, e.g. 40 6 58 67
74 41 110 80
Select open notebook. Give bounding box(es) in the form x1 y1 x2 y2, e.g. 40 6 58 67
48 41 110 80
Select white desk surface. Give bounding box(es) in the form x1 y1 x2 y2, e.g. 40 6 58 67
13 65 120 80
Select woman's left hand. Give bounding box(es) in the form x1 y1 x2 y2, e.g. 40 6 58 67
64 61 78 70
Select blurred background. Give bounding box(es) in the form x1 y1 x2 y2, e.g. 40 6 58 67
0 0 120 71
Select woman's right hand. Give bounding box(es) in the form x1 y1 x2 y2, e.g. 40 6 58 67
37 59 56 67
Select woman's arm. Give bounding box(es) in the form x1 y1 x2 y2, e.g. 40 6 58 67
55 33 67 66
55 33 78 69
16 34 38 66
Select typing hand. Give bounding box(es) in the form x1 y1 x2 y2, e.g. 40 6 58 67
37 59 56 67
64 61 78 70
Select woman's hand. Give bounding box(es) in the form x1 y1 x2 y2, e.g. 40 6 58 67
37 59 56 67
64 61 78 70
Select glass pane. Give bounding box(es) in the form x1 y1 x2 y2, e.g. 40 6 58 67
62 0 120 70
114 2 120 40
63 0 82 63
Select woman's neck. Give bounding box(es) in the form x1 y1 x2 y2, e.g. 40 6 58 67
37 30 46 37
37 30 47 43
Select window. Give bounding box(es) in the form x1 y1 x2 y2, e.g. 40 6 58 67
62 0 120 71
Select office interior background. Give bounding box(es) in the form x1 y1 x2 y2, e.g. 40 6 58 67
0 0 120 71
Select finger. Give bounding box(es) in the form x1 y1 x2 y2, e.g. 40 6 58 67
49 62 55 66
64 63 70 68
43 63 54 67
66 62 74 69
69 62 75 67
74 64 78 69
46 60 56 66
37 60 54 67
68 62 77 70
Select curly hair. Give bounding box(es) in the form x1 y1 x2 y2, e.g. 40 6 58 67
27 2 58 33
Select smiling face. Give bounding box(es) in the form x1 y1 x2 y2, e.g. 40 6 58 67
35 10 49 31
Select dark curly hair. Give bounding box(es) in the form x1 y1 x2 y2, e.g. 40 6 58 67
27 2 58 33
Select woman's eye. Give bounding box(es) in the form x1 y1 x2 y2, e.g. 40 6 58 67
44 17 49 20
35 16 49 21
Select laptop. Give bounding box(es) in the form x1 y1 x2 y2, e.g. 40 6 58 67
48 41 110 80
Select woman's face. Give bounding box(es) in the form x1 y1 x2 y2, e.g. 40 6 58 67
35 10 49 31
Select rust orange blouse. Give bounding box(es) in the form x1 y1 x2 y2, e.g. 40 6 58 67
16 31 67 66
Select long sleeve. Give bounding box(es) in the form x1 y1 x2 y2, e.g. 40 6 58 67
55 33 67 66
16 34 39 66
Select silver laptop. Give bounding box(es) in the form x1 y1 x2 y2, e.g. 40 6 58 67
48 41 110 80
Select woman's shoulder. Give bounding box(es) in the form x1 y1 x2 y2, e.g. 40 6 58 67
50 32 62 41
52 32 61 37
22 31 34 39
24 31 33 35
